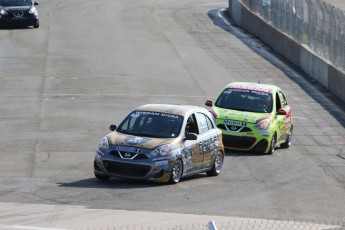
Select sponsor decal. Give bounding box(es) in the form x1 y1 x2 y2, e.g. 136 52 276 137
132 111 179 119
224 120 246 126
124 136 150 145
229 84 272 93
153 157 170 162
114 145 141 153
154 160 169 166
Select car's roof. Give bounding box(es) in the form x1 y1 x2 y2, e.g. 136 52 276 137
226 82 282 94
134 104 207 116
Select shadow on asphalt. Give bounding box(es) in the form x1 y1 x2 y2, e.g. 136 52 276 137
224 148 284 156
58 178 163 189
207 8 345 128
0 25 35 30
57 173 210 189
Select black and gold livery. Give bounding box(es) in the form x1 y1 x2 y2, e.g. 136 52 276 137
94 104 224 184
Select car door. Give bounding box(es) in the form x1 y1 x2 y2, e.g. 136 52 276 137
277 90 292 141
195 112 219 169
274 91 285 141
183 113 203 173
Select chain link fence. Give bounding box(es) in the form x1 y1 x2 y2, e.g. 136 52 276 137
241 0 345 71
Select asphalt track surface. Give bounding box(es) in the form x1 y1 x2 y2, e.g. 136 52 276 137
0 0 345 229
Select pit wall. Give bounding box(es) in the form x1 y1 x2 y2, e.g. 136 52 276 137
229 0 345 103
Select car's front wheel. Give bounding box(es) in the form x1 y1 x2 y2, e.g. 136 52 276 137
267 134 276 155
168 159 183 184
207 151 224 176
94 171 110 181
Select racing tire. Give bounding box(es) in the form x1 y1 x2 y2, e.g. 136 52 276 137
168 159 183 184
280 125 293 149
267 134 276 155
94 171 110 181
34 21 39 28
206 151 224 176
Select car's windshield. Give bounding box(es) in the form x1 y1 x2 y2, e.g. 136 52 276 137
117 110 184 138
0 0 32 6
215 88 273 113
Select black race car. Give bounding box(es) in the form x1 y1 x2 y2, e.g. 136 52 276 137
0 0 39 28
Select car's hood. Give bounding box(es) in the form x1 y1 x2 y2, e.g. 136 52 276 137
106 131 178 149
214 106 271 123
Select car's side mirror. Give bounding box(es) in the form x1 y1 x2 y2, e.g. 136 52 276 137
277 108 286 115
109 124 117 131
185 133 198 140
34 2 39 5
205 100 213 107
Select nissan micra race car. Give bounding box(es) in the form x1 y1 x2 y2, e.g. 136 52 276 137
205 82 293 154
94 104 224 184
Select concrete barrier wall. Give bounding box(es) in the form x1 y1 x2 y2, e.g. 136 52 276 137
329 66 345 102
300 45 329 88
229 0 345 103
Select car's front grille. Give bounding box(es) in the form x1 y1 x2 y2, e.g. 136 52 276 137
10 10 29 18
109 151 148 160
217 124 252 132
222 134 256 149
103 160 151 177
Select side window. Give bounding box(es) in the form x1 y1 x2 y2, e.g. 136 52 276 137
195 113 212 134
185 114 199 135
275 92 282 111
205 115 214 130
278 91 288 108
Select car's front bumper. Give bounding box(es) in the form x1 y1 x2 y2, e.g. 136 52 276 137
217 122 272 153
94 149 173 182
0 14 38 26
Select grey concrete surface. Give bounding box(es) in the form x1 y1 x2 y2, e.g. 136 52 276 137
0 0 345 229
0 203 342 230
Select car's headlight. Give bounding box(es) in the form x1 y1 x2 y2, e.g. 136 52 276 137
29 7 38 15
100 137 109 149
255 118 270 130
0 9 8 15
150 144 171 156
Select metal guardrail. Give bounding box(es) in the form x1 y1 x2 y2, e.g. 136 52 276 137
241 0 345 71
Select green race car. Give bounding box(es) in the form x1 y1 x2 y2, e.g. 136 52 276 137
205 82 293 154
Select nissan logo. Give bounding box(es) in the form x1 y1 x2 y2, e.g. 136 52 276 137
124 152 131 158
14 11 24 17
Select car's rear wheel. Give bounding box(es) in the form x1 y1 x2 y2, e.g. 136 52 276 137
281 125 293 148
207 151 223 176
168 159 183 184
94 171 110 181
267 134 276 155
